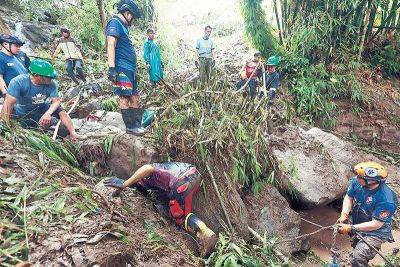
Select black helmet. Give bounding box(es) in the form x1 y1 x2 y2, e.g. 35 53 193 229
116 0 142 19
60 26 70 34
0 34 25 45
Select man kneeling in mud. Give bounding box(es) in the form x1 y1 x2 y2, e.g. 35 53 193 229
104 162 218 257
1 59 82 140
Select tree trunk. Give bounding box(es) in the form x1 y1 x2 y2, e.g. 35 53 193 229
358 1 372 62
96 0 106 29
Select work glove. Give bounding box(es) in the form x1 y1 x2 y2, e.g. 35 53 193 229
195 61 199 69
337 212 349 223
104 177 125 189
337 224 353 235
108 67 118 83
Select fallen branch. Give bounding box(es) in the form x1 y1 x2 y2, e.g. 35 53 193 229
248 226 289 264
52 91 82 140
205 162 234 232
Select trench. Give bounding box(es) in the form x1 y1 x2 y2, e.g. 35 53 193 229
300 206 400 265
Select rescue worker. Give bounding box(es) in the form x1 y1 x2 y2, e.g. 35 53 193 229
195 26 216 87
337 162 398 267
143 29 163 86
236 52 265 99
0 34 28 97
51 27 86 85
105 0 146 135
260 55 280 108
104 162 218 257
1 59 82 140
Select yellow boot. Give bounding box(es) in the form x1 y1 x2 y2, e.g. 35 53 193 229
184 213 218 257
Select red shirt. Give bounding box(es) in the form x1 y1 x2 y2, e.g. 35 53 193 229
138 162 195 194
245 60 260 79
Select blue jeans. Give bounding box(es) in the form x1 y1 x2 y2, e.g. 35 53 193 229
66 59 86 84
236 79 258 98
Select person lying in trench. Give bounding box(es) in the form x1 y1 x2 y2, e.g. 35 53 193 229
336 162 398 267
1 59 83 140
104 162 218 257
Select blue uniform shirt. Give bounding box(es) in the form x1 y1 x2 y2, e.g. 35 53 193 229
347 177 398 240
0 51 28 86
7 74 59 125
105 16 137 71
265 71 280 90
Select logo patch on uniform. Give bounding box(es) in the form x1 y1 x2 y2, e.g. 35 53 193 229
366 196 373 204
7 63 14 67
365 167 378 177
32 93 47 104
379 210 390 219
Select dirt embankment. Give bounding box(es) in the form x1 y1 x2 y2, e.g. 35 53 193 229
0 135 200 266
333 71 400 154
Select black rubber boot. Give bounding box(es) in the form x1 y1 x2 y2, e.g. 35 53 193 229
121 109 135 132
126 108 146 136
184 213 218 257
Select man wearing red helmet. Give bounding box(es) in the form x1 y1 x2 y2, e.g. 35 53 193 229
337 162 398 267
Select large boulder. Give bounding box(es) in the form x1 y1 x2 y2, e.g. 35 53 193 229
271 126 400 208
244 185 302 254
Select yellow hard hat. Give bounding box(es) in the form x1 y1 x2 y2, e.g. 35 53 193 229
353 162 388 182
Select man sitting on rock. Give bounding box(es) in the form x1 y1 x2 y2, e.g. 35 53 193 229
104 162 218 257
1 59 82 140
337 162 398 267
52 27 86 85
0 34 28 97
236 52 264 99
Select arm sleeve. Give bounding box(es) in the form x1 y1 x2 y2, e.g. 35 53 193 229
49 82 59 98
0 60 6 75
346 178 357 198
6 78 21 98
143 42 150 63
196 39 200 49
372 202 396 222
105 19 121 38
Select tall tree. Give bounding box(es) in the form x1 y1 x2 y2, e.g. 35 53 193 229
96 0 106 29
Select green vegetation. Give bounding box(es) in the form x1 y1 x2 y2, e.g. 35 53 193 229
240 0 276 57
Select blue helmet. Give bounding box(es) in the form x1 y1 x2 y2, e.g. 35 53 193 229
0 34 25 45
116 0 142 18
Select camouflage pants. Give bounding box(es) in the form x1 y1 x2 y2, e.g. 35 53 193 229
350 236 384 267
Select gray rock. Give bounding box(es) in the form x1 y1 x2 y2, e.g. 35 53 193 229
271 127 400 207
244 185 302 254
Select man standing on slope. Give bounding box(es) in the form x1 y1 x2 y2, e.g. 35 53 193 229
52 27 86 85
104 162 218 257
106 0 146 135
195 26 215 87
143 29 163 87
337 162 398 267
0 34 28 97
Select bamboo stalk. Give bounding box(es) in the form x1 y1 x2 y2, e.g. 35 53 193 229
358 0 373 61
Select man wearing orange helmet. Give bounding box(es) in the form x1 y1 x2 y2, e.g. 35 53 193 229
337 162 398 267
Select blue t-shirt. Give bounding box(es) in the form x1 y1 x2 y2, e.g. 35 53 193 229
105 16 137 71
196 37 215 59
0 51 28 86
7 74 59 123
347 177 398 240
265 71 280 90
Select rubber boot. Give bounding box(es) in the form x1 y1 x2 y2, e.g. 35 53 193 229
120 109 135 133
123 108 146 136
184 213 218 257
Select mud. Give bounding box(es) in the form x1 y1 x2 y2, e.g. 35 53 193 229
300 206 400 266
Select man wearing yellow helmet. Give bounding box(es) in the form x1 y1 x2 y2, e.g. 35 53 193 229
337 162 398 267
